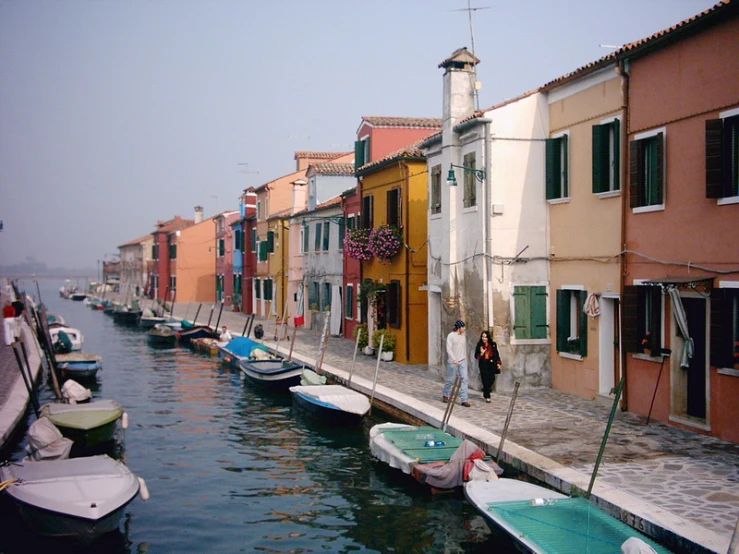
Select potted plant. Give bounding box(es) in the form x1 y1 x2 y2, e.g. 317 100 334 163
344 228 373 261
566 337 580 354
373 329 396 361
353 324 371 354
368 225 403 261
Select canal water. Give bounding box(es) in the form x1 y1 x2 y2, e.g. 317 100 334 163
0 280 502 553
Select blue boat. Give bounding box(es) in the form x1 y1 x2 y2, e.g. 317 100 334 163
238 358 305 390
56 352 103 382
216 337 271 369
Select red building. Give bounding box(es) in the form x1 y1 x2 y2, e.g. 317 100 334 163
149 215 194 301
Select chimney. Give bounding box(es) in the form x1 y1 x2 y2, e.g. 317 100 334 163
439 47 479 145
194 206 204 224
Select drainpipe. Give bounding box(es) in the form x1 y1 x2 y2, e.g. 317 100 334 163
617 59 630 411
402 161 411 362
453 117 493 331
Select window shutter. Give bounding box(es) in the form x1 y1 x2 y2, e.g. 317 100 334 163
613 119 621 191
545 138 558 199
556 290 569 352
532 286 548 339
387 189 400 227
323 221 330 250
706 119 724 198
622 286 639 353
362 196 374 229
267 231 274 253
592 124 607 193
338 218 345 249
578 291 588 357
314 223 322 251
709 288 731 367
303 225 309 253
354 140 364 169
345 285 353 318
387 280 401 328
513 287 532 339
251 229 257 252
255 279 261 299
629 140 641 208
258 241 267 261
561 134 569 196
648 287 662 353
264 279 272 301
655 133 664 204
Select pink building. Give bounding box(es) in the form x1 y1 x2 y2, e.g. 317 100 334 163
621 3 739 443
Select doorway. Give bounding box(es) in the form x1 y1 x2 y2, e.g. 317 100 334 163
682 297 707 419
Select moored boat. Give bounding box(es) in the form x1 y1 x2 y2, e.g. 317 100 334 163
49 326 84 351
0 455 146 540
176 325 219 344
216 336 271 369
39 399 126 449
290 383 371 425
111 308 142 325
55 352 103 382
238 357 305 389
146 323 177 347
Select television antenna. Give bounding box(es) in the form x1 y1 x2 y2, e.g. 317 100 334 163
451 1 491 111
237 162 259 189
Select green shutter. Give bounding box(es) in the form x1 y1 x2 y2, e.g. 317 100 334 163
545 138 558 199
532 286 548 339
354 140 365 169
323 221 330 250
251 229 257 252
561 135 568 197
578 291 588 357
592 124 608 193
629 140 641 208
255 278 261 299
556 289 569 352
314 223 322 251
267 231 274 253
513 287 532 339
303 225 309 253
264 279 272 301
338 218 345 249
258 241 267 261
612 119 620 191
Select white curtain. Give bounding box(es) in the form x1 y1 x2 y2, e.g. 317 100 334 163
330 285 342 336
668 287 693 368
296 282 304 317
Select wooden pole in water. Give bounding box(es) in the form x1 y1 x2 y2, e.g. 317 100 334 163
192 304 202 325
206 303 216 328
347 331 361 387
368 334 384 416
587 377 625 499
441 375 461 432
728 515 739 554
495 381 520 464
214 302 224 330
287 324 297 361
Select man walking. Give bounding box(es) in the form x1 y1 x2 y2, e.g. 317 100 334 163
443 320 470 407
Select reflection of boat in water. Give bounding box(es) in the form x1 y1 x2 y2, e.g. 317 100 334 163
464 479 671 553
0 455 147 540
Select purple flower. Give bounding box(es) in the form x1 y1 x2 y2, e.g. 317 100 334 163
368 225 403 261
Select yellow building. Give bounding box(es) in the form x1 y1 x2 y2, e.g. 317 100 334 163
266 212 290 321
356 143 428 364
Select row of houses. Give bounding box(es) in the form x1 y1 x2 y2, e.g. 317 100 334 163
117 0 739 444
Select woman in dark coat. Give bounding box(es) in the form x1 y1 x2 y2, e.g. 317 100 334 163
474 330 502 403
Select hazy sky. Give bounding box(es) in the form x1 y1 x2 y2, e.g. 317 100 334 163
0 0 717 270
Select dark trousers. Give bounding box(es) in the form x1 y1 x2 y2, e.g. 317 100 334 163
479 363 497 399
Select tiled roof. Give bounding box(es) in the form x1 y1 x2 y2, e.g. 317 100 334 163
315 195 342 210
310 162 355 176
340 186 357 197
267 207 292 221
153 217 194 234
356 139 426 175
294 151 351 159
361 116 442 129
118 232 154 248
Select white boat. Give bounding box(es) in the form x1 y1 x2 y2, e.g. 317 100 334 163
40 399 126 449
49 326 84 351
290 384 371 425
464 479 670 553
0 455 147 539
369 423 502 491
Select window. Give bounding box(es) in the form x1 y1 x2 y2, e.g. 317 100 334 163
308 282 319 310
347 214 356 230
233 273 241 296
623 285 663 354
302 225 309 254
255 278 261 299
256 200 262 220
430 165 441 215
258 241 267 261
322 221 330 251
321 282 331 311
356 282 362 322
706 113 739 200
513 286 548 339
345 284 354 319
338 218 345 250
263 279 273 301
354 137 370 168
314 222 322 251
629 131 664 208
387 188 401 227
169 275 176 291
555 288 587 356
463 152 477 208
593 119 620 193
546 133 569 200
250 229 257 252
152 244 159 260
386 280 401 328
168 243 177 260
710 286 739 369
361 195 374 229
266 231 274 253
218 238 225 257
234 230 242 251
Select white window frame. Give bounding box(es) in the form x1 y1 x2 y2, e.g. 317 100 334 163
632 127 667 214
596 115 622 198
717 107 739 206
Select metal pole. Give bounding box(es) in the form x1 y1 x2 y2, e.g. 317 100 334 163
368 334 384 415
495 381 520 463
646 349 670 425
287 324 297 362
441 375 462 432
12 343 39 418
587 377 625 499
347 331 361 387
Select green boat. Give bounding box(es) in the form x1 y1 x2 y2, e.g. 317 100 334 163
40 399 125 449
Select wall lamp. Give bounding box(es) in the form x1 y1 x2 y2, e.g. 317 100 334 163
446 164 485 186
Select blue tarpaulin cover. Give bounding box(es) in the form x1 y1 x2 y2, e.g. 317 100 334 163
225 337 270 358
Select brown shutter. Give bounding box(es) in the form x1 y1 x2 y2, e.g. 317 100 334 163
709 288 730 367
705 119 724 198
622 285 639 352
649 287 663 353
629 140 640 208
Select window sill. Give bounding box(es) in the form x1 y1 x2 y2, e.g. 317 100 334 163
430 213 443 220
632 204 665 214
595 190 621 199
718 367 739 377
462 205 478 214
717 196 739 206
559 352 583 361
510 338 550 346
632 352 665 362
547 197 570 205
